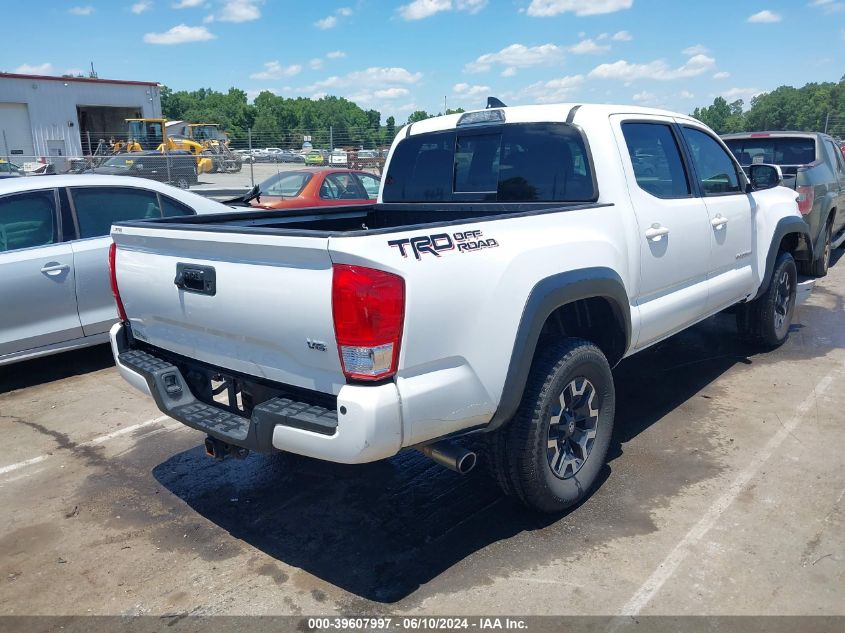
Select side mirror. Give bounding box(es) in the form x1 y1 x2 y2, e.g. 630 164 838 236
746 163 783 192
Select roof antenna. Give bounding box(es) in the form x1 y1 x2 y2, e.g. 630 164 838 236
486 97 507 109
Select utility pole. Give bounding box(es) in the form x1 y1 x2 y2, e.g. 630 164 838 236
824 112 830 134
444 96 447 114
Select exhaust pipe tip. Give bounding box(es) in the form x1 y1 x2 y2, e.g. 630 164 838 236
419 441 477 475
455 450 477 475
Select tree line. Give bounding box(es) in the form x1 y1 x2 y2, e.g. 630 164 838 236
159 76 845 149
691 77 845 136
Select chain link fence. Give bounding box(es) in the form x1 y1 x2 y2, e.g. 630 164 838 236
0 125 391 196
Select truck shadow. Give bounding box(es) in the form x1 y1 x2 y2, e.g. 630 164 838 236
150 303 840 605
0 343 114 394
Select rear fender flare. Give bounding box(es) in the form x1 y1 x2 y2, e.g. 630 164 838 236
485 267 631 432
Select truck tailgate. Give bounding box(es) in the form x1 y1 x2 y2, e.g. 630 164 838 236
111 225 344 395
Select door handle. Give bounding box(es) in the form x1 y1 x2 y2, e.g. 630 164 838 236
711 215 728 229
645 225 670 241
40 263 70 276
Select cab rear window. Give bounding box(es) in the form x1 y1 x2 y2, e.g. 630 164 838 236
382 123 596 203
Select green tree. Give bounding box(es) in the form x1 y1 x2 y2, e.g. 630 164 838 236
407 110 433 124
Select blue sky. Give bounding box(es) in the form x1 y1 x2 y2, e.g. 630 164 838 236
4 0 843 121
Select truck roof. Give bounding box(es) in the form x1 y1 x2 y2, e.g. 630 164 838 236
721 131 823 139
401 103 700 137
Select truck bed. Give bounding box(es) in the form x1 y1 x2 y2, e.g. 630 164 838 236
115 201 605 237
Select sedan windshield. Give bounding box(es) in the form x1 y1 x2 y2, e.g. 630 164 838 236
259 171 312 197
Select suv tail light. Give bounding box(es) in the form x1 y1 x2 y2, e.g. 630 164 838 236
796 185 814 215
108 242 128 322
332 264 405 381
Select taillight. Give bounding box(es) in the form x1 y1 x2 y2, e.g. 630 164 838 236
796 185 814 215
108 242 128 322
332 264 405 381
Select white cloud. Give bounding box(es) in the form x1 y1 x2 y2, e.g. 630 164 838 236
397 0 488 20
205 0 262 23
250 61 302 80
632 90 657 103
456 0 488 13
611 30 632 41
747 10 781 23
374 87 410 99
682 44 709 56
569 38 610 54
465 43 565 73
521 75 585 103
810 0 845 13
305 67 423 92
589 54 715 81
173 0 203 7
679 90 694 99
327 50 347 59
501 67 517 77
131 1 152 14
315 7 352 29
14 62 54 74
309 58 324 70
713 71 731 79
315 16 338 29
143 24 216 44
68 5 94 15
719 87 764 101
453 82 491 97
527 0 632 17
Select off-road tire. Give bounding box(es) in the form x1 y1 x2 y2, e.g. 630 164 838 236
486 338 615 513
737 251 797 348
811 221 833 278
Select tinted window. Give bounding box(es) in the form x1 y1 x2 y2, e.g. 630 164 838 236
498 124 595 202
0 191 57 252
824 140 845 175
724 137 817 166
622 123 690 199
260 172 312 197
320 173 366 200
454 133 500 193
682 127 743 195
71 187 161 238
354 173 380 199
382 123 595 203
160 195 196 217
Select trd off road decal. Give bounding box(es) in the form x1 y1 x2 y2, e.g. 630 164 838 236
388 229 499 260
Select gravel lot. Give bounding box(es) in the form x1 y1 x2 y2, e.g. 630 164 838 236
1 252 843 619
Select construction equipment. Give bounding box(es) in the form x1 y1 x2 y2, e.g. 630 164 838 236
118 119 214 174
166 122 243 173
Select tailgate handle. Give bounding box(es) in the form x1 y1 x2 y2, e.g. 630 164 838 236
174 263 216 296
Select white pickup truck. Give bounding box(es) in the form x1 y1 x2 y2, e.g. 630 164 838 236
109 103 811 512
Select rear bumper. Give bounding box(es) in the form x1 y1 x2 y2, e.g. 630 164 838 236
109 322 403 463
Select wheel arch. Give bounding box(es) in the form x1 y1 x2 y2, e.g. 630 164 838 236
485 267 631 432
754 216 812 301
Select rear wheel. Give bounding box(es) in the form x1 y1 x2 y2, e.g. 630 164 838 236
175 175 190 189
801 220 832 277
486 338 615 513
737 251 797 347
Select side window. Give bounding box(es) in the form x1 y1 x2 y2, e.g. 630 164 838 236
354 173 381 199
681 127 743 195
621 123 691 199
382 130 456 202
71 187 161 239
0 190 58 252
321 173 366 200
160 195 196 217
824 140 845 177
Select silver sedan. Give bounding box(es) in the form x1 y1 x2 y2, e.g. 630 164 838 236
0 174 233 366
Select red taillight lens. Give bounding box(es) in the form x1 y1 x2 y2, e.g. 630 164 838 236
796 185 814 215
108 242 128 322
332 264 405 381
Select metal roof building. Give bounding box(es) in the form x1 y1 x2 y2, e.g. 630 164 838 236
0 73 162 167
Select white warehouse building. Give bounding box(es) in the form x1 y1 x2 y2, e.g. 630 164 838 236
0 72 162 165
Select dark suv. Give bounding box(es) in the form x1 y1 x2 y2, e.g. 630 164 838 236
90 151 199 190
723 132 845 276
